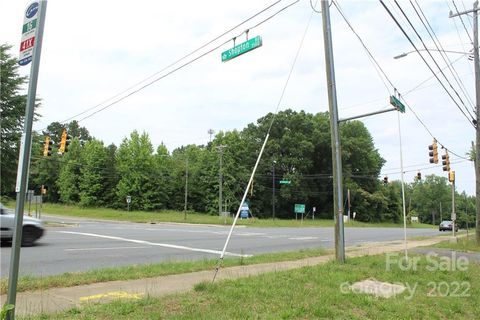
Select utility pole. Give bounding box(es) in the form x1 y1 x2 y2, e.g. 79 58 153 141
449 0 480 245
217 145 226 217
321 0 345 262
7 2 47 319
272 159 276 220
184 157 188 221
440 202 443 222
452 177 456 237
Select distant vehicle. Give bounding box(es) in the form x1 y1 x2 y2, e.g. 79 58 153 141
439 220 458 232
0 203 44 246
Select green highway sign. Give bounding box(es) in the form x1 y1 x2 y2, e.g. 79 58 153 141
279 180 291 185
390 95 406 113
294 204 305 214
221 36 262 62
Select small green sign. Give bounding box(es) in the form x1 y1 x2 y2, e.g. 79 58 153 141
390 95 406 113
279 180 291 185
294 204 305 214
221 36 263 62
22 19 37 33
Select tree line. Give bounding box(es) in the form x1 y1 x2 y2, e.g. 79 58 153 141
1 44 475 224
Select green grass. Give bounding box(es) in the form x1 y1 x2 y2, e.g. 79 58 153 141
24 202 435 229
433 235 480 252
25 253 480 319
1 247 329 295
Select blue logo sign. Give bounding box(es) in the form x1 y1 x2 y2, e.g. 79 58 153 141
26 2 39 19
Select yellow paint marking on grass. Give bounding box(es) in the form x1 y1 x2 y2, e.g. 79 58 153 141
79 291 142 302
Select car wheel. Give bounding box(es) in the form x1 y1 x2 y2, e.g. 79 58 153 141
22 226 38 247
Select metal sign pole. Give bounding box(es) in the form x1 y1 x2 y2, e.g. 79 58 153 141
7 2 47 319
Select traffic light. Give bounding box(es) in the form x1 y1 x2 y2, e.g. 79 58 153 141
40 185 48 195
43 136 53 157
383 176 388 184
58 129 71 154
428 140 438 164
448 171 455 183
442 150 450 172
417 172 421 180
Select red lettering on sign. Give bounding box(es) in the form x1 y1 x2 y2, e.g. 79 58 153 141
20 37 35 52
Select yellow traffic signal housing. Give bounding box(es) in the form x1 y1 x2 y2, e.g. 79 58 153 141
442 150 450 172
43 136 53 157
448 171 455 183
58 129 71 154
428 140 438 164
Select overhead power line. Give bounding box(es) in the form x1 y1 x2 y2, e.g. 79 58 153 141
452 0 473 43
394 0 475 124
379 0 475 128
47 0 299 127
334 0 471 161
411 0 475 113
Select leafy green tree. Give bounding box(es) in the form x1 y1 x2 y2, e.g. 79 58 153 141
115 131 164 210
57 138 82 203
410 174 450 224
1 44 28 196
29 132 62 202
102 144 118 207
79 139 109 207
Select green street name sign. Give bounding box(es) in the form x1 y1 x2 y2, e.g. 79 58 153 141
390 95 406 113
294 204 305 214
279 180 291 184
221 36 263 62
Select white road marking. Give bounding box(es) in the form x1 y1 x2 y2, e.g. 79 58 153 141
57 231 252 257
65 246 149 252
288 236 318 241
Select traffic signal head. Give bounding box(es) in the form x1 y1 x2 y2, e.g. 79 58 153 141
58 129 71 154
43 136 53 157
383 176 388 184
417 172 421 180
40 185 48 195
442 150 450 172
448 171 455 183
428 140 438 164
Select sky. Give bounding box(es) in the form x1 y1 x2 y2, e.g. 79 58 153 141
1 0 477 196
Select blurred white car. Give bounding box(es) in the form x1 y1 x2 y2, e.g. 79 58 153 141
0 203 44 246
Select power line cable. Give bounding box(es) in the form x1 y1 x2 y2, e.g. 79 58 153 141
379 0 475 128
333 0 471 162
394 0 475 123
411 0 475 114
46 0 291 127
74 0 300 123
452 0 473 43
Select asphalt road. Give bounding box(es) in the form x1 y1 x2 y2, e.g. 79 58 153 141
1 215 443 277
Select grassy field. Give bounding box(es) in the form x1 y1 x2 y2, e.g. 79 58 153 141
22 202 436 229
0 248 329 295
25 253 480 319
433 235 480 252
